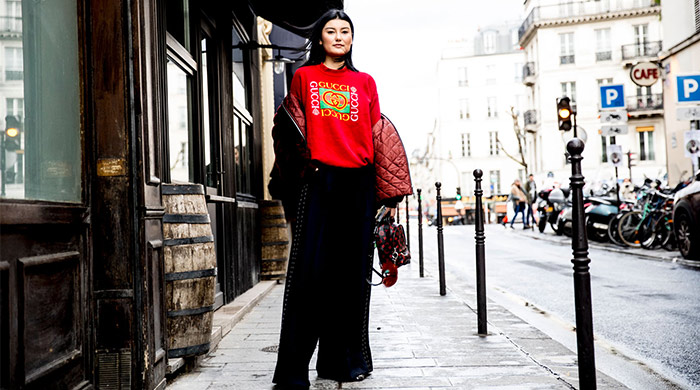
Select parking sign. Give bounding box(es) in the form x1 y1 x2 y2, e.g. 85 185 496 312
600 84 625 109
677 74 700 103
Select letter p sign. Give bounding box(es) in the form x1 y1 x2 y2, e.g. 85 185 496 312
606 89 618 104
600 84 625 109
677 75 700 103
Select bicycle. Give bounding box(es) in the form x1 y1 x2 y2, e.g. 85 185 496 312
617 191 672 248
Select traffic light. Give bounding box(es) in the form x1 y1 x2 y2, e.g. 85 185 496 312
455 187 462 200
557 97 572 131
627 151 636 167
4 115 21 151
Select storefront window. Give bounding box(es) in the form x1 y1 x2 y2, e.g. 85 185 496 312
166 59 194 182
201 38 215 187
166 0 191 53
1 0 82 202
231 29 248 110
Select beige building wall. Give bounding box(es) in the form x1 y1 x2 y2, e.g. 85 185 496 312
660 0 700 185
257 17 276 200
661 40 700 185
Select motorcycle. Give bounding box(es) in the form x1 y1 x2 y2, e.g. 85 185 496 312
536 187 570 234
557 196 621 240
584 196 620 242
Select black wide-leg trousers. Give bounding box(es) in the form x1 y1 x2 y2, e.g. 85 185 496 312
273 164 375 388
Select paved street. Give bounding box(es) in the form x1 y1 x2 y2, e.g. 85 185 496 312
167 241 629 389
417 223 698 389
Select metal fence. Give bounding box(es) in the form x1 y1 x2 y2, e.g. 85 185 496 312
626 93 663 111
596 51 612 62
522 62 536 79
524 110 537 126
621 41 662 60
0 17 22 33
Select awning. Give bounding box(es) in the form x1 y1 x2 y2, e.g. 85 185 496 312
248 0 344 36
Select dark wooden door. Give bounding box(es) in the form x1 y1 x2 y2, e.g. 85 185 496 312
0 1 93 389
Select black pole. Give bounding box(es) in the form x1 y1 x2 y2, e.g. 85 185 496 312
417 188 424 278
1 135 6 197
436 182 446 296
614 167 621 209
474 169 487 335
567 138 597 389
405 196 411 252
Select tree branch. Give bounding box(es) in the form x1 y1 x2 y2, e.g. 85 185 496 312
497 138 526 167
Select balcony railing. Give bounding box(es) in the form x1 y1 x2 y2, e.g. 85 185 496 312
0 16 22 33
519 0 658 42
621 41 662 60
626 94 663 111
5 70 23 81
596 51 612 61
524 110 537 126
560 55 575 65
522 62 536 79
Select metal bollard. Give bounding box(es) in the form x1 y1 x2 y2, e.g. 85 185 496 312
417 189 424 278
436 182 446 296
405 196 411 252
567 138 597 389
474 169 487 335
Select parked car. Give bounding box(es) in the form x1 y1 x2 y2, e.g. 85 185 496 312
673 170 700 260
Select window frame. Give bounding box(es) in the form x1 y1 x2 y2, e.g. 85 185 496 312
559 32 575 65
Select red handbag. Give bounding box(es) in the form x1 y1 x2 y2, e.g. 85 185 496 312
371 207 411 287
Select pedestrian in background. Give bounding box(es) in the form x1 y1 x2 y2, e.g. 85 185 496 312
620 178 635 201
268 9 412 390
524 174 536 228
510 179 529 229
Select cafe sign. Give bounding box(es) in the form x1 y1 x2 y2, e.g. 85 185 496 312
630 62 661 87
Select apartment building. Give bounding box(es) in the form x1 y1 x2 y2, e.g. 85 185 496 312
435 23 528 197
518 0 667 186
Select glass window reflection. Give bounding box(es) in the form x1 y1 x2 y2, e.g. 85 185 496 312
166 59 194 183
1 0 82 202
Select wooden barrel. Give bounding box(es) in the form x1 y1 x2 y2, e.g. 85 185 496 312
260 200 290 280
161 184 216 358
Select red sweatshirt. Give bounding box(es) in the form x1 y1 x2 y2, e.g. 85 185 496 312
288 63 381 168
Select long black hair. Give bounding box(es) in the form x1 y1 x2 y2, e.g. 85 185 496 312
301 9 358 71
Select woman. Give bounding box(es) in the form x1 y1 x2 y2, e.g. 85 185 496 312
510 179 529 229
268 9 412 390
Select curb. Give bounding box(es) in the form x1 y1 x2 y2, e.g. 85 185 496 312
514 226 700 269
167 280 279 375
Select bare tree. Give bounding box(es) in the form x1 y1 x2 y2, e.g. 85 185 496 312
496 106 529 177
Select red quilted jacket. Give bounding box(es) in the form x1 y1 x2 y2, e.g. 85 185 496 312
269 94 413 215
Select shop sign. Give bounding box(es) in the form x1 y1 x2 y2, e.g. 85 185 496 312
630 62 660 87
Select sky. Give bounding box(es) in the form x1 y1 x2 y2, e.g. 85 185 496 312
344 0 523 155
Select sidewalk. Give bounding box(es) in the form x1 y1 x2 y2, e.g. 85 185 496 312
167 262 627 389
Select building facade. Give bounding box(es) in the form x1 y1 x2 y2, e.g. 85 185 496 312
660 0 700 185
435 24 529 198
518 0 667 187
0 1 337 389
